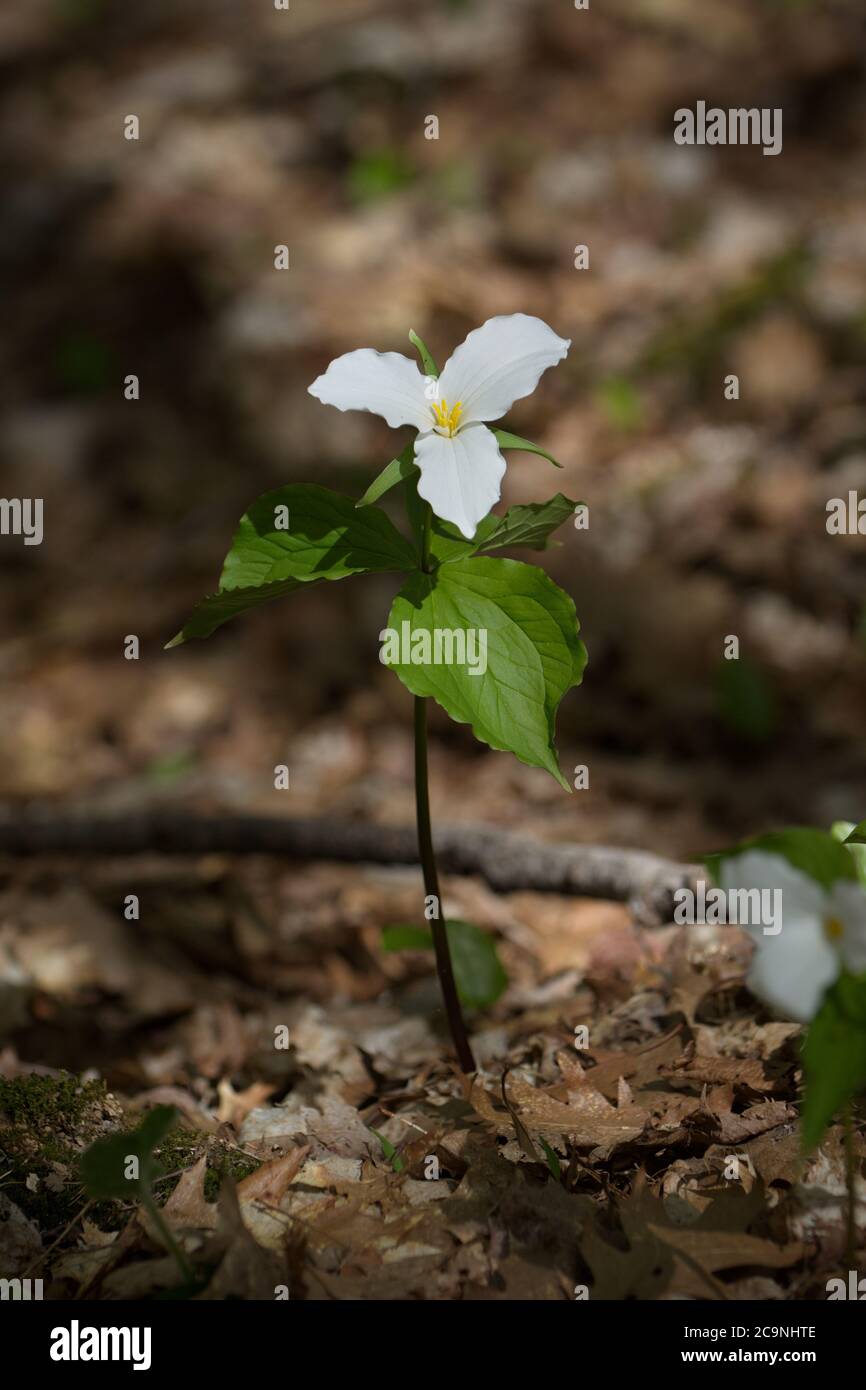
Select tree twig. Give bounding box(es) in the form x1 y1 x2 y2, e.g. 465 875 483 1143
0 809 698 920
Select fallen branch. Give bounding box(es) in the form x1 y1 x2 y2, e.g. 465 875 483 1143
0 811 698 920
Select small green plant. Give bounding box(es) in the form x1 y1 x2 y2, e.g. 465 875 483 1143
369 1128 404 1173
80 1105 192 1280
169 315 587 1072
707 823 866 1263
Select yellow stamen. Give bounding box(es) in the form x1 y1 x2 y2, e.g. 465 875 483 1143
824 915 845 942
431 397 463 437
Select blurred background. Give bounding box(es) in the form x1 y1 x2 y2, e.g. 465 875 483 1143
1 0 866 865
3 2 866 1297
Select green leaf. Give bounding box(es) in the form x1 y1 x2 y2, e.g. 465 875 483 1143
384 556 586 789
167 485 417 646
408 329 439 379
493 429 563 469
539 1136 562 1180
356 444 418 509
707 828 858 893
381 924 435 952
475 494 579 554
166 579 306 647
381 920 507 1009
369 1127 405 1173
446 919 508 1008
802 975 866 1152
845 820 866 846
80 1105 178 1200
833 821 866 889
425 514 480 565
429 494 579 565
217 484 416 589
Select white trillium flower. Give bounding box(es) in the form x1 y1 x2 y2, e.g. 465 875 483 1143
718 850 866 1023
308 314 570 539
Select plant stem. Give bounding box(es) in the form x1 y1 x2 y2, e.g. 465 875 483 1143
844 1102 858 1270
143 1192 194 1284
413 499 475 1074
414 697 475 1073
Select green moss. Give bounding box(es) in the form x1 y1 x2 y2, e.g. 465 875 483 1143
0 1073 108 1134
152 1127 261 1201
203 1150 261 1201
153 1127 207 1177
0 1074 262 1237
0 1073 120 1231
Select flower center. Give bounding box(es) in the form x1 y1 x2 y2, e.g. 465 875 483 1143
431 397 463 437
823 915 845 943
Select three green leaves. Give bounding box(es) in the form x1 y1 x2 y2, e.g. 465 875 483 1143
168 481 586 789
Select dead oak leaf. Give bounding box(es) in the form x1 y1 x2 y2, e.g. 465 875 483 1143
162 1155 216 1232
469 1073 647 1155
647 1223 803 1275
237 1145 310 1206
216 1078 275 1129
556 1027 685 1101
662 1053 792 1097
587 1171 802 1300
690 1099 796 1146
198 1181 296 1300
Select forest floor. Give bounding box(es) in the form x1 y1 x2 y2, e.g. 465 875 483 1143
1 0 866 1299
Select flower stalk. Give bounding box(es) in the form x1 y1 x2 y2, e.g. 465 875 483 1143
413 499 475 1073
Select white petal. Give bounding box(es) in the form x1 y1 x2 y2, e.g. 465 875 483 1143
718 851 826 925
437 313 570 425
309 349 430 431
829 879 866 975
719 851 834 1022
414 424 506 539
745 926 837 1023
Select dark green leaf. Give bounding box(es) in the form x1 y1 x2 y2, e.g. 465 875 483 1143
356 444 418 509
429 495 579 564
166 578 307 647
446 919 508 1008
381 924 434 951
168 485 417 646
381 920 507 1009
802 975 866 1151
475 494 579 554
493 429 563 468
80 1105 178 1200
